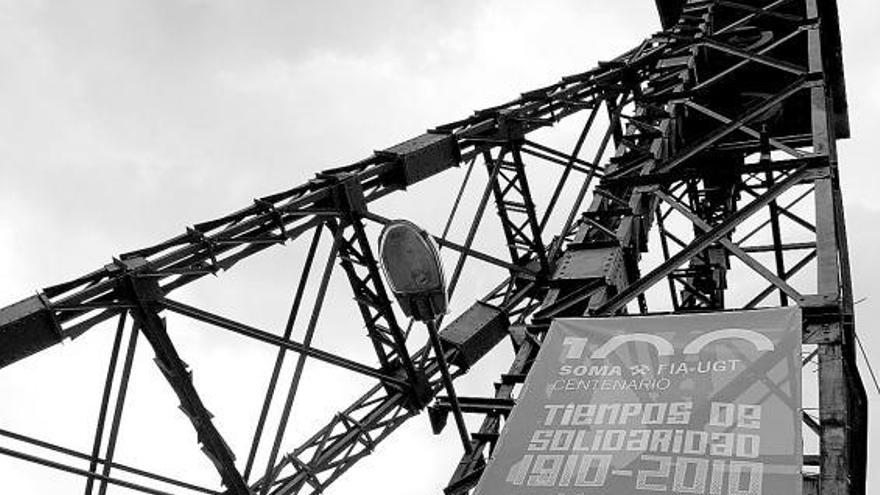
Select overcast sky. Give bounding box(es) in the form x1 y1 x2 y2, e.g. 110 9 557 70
0 1 878 494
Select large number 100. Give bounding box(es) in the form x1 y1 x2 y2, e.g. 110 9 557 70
636 455 763 494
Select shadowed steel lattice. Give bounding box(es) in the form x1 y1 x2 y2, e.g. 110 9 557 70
0 1 866 494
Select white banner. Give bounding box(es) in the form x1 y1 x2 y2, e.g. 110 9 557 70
475 307 803 495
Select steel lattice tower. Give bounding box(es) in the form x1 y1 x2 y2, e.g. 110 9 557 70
0 1 866 494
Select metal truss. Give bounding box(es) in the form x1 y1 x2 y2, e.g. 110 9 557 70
0 1 865 494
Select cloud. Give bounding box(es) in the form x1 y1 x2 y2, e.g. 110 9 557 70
1 1 878 494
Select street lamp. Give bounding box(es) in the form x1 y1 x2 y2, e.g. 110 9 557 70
377 220 448 321
377 220 472 454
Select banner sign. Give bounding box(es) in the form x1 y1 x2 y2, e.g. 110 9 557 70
474 308 802 495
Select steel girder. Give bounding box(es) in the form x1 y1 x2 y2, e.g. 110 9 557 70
0 1 865 495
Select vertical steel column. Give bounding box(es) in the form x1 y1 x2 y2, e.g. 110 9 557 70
96 321 139 495
84 312 126 495
258 227 339 495
244 224 324 480
803 0 855 493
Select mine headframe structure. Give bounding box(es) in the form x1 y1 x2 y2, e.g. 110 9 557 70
0 0 865 494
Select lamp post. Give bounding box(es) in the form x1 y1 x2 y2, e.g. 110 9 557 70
377 220 473 454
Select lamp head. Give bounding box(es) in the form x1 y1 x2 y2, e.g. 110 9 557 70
377 220 448 321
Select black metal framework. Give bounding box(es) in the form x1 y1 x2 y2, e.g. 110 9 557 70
0 1 865 494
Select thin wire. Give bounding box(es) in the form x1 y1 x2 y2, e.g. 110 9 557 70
855 332 880 395
851 296 879 394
